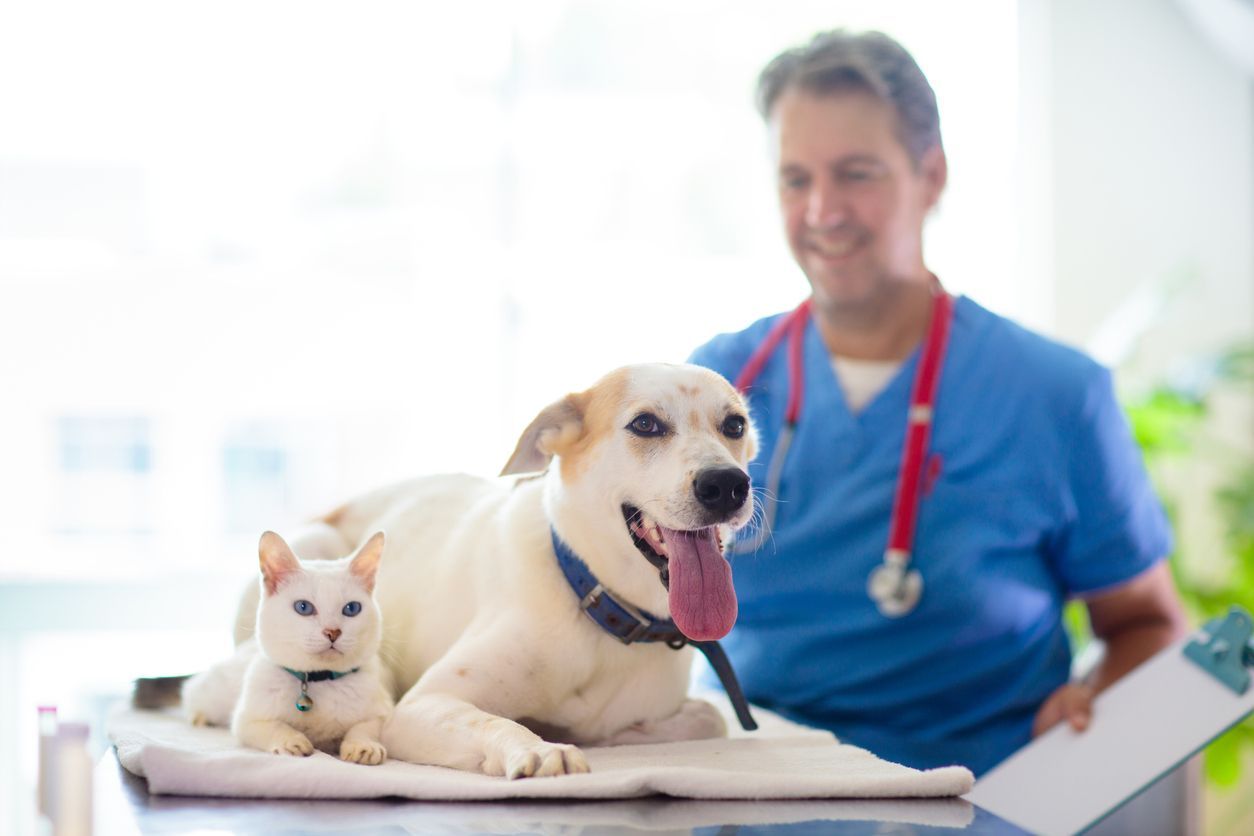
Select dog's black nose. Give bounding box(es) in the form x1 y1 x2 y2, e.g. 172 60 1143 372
694 467 750 516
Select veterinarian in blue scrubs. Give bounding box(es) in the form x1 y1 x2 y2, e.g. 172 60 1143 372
688 30 1188 777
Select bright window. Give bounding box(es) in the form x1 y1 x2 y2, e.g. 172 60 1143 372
0 0 1020 583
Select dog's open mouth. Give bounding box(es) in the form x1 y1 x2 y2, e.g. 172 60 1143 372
622 504 738 642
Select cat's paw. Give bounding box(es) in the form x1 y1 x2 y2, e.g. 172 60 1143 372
268 731 314 757
340 739 387 765
189 711 209 727
501 742 589 779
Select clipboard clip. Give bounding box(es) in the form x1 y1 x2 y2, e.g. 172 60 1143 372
1183 605 1254 695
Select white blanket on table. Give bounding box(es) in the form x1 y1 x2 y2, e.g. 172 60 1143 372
108 698 973 802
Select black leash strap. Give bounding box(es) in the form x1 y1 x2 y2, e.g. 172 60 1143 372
694 640 758 731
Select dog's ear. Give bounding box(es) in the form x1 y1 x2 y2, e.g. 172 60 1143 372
500 394 585 476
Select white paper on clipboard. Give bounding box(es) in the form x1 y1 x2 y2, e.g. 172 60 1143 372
965 630 1254 836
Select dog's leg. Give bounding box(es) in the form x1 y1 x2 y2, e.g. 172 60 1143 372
381 630 590 778
599 698 727 746
383 692 589 778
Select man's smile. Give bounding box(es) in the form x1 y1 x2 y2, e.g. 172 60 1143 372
806 233 864 261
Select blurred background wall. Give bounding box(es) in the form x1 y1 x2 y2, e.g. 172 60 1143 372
0 0 1250 831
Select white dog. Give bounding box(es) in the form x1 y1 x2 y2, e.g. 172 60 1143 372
233 363 757 778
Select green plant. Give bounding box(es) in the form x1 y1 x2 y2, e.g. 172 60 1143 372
1112 344 1254 786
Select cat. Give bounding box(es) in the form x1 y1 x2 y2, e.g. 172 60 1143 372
183 530 394 764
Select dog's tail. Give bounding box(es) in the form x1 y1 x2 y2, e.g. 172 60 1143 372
132 675 192 709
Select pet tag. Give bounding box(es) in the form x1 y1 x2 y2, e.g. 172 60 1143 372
296 680 313 712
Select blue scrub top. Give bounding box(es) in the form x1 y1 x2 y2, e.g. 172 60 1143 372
689 295 1171 776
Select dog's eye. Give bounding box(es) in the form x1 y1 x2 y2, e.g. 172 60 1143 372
722 415 747 439
342 601 362 617
293 599 316 616
627 413 665 437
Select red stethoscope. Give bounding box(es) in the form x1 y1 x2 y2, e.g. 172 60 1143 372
730 282 954 617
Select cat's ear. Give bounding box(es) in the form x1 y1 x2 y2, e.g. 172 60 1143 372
349 531 385 593
258 531 301 596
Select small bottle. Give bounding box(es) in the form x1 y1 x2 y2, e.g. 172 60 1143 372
37 706 58 825
53 722 92 836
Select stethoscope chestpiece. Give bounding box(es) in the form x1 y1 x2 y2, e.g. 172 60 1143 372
868 553 922 617
732 288 952 611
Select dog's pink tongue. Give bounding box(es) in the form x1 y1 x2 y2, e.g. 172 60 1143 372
660 527 737 641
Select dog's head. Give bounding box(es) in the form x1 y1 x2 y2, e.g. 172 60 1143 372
502 363 757 641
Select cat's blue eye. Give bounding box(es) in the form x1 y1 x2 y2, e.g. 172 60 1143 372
293 600 316 616
342 601 362 617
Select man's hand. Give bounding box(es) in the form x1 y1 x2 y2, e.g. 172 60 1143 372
1031 682 1094 737
1032 563 1188 739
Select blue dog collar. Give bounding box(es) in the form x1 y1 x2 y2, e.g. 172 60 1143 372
549 527 758 731
550 529 686 646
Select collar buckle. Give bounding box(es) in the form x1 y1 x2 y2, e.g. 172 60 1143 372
580 582 653 644
622 619 651 644
579 583 607 611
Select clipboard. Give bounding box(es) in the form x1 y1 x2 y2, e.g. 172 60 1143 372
965 606 1254 836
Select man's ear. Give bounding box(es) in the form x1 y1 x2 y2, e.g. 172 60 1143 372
500 394 586 476
919 144 947 211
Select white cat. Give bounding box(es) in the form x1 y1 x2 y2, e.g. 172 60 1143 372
183 530 394 764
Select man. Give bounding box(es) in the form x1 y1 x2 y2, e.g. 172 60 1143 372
688 30 1187 776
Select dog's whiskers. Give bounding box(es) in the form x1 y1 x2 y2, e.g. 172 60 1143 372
727 488 782 557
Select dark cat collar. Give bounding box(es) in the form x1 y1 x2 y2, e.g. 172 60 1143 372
282 666 361 712
283 667 360 683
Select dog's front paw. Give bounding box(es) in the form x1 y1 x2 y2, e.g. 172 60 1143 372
268 731 315 757
500 742 589 779
189 711 210 727
340 738 387 765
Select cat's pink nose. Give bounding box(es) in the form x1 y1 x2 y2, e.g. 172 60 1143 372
323 628 342 643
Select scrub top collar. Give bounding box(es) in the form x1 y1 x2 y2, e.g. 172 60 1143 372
797 301 953 431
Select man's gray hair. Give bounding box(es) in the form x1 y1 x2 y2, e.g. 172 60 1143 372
756 30 942 165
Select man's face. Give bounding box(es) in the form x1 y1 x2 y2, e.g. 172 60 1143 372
770 87 946 315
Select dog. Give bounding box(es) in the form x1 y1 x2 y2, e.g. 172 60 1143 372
232 362 757 778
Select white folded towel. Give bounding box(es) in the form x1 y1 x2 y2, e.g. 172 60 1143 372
109 701 973 803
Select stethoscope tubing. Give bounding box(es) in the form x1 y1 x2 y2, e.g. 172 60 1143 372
728 284 954 616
